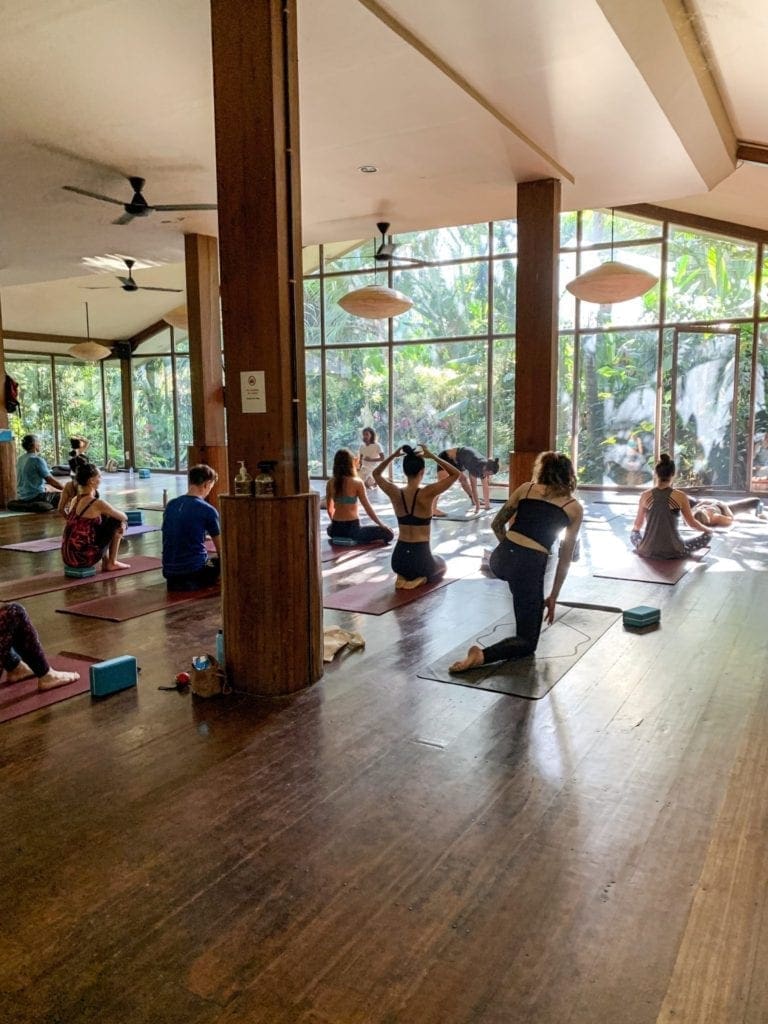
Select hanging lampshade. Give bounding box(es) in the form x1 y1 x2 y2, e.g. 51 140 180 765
338 285 412 319
68 340 112 361
565 260 658 303
163 305 188 330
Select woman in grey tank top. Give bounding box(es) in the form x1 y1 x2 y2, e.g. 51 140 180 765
630 454 711 559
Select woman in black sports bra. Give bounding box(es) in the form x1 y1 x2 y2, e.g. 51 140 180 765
450 451 583 671
374 444 461 589
325 448 394 546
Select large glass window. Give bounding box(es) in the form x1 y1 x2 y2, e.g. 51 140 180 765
666 228 757 323
6 356 54 454
324 347 389 468
54 357 105 465
132 356 176 469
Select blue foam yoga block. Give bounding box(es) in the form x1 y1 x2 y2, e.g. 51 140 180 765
126 509 143 525
623 605 661 628
138 469 151 479
64 564 97 578
89 655 138 698
329 537 357 547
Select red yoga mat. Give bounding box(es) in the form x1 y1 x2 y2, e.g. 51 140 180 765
57 581 220 622
323 558 478 615
0 556 162 601
593 553 703 585
1 524 160 553
0 652 100 725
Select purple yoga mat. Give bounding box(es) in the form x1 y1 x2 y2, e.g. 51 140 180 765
1 524 160 553
0 652 100 724
323 557 478 615
0 555 162 601
593 551 705 585
58 582 220 622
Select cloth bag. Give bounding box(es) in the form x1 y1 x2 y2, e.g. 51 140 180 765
190 654 228 697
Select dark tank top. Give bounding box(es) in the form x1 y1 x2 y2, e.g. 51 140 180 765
397 488 431 526
510 494 574 550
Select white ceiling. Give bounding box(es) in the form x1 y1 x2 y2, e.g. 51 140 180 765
2 0 768 345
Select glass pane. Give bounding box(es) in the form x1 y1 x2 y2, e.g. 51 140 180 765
577 330 658 486
132 357 176 469
323 238 375 272
491 337 514 481
134 326 172 355
492 257 516 334
324 274 388 345
734 325 753 491
665 227 757 323
392 340 488 462
577 244 662 328
581 209 663 246
392 262 488 339
395 223 490 262
753 328 768 489
324 347 389 470
305 350 323 477
6 356 54 456
760 252 768 318
557 335 575 456
175 356 192 470
103 362 124 467
672 331 736 486
560 210 579 249
659 327 675 455
559 252 577 330
304 278 321 347
173 329 189 354
492 219 517 255
53 357 105 465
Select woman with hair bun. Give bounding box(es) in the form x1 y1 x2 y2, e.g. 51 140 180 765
374 444 460 589
433 446 500 516
61 463 129 571
326 448 394 546
630 453 711 559
450 450 582 672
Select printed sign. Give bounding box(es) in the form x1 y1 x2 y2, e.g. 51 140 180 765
240 371 266 414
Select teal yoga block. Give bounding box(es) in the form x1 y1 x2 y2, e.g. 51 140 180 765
330 537 357 547
623 605 661 628
126 510 143 525
90 655 138 698
138 469 151 479
64 564 97 578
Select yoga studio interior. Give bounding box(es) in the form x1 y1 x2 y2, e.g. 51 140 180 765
3 3 768 1022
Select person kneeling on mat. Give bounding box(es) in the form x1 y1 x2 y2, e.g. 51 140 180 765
162 465 221 592
0 601 79 691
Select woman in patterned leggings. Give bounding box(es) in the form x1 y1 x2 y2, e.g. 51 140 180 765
0 602 79 690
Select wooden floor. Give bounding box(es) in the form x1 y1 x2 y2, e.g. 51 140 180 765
1 476 767 1024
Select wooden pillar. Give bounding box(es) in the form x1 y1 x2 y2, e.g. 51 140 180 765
0 296 17 507
210 0 322 695
120 349 135 470
512 178 561 490
185 232 227 507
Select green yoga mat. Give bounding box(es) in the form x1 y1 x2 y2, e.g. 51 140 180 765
417 604 620 699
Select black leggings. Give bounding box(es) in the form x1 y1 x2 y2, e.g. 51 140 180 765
165 559 221 592
391 541 446 581
327 519 392 545
484 541 548 662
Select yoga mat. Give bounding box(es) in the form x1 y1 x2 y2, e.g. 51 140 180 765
434 507 487 522
417 605 620 699
58 581 220 622
136 504 166 512
1 524 161 553
593 552 704 585
593 498 640 506
0 509 32 518
320 541 386 564
0 555 162 601
323 557 477 615
0 652 100 724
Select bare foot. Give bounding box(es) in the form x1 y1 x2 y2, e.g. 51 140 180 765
4 661 35 684
104 560 130 571
449 645 485 673
395 574 427 590
38 669 80 691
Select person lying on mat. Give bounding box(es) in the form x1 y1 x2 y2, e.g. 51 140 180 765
12 433 65 513
450 451 582 672
630 454 712 559
0 601 79 691
61 463 130 572
162 464 221 592
688 495 765 528
374 444 460 590
432 446 499 516
326 448 394 547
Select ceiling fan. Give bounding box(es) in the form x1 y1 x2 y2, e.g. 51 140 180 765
62 175 217 225
82 258 182 294
373 222 426 266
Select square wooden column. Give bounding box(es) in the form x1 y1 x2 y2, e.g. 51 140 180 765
210 0 322 694
511 178 561 489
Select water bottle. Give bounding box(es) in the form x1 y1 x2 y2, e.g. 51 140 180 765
215 629 224 664
193 655 210 671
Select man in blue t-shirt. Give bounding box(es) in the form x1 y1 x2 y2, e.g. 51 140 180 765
14 434 64 512
162 464 222 591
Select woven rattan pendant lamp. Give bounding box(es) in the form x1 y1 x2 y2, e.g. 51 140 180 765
68 304 111 361
566 210 658 303
338 284 412 319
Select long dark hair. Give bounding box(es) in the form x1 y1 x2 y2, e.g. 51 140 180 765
362 426 377 444
75 462 100 488
401 445 425 479
533 451 576 495
332 448 357 496
655 453 675 482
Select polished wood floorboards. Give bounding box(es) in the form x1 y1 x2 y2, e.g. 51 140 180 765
1 479 767 1023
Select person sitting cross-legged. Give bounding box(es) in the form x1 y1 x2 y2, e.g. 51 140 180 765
162 464 221 592
10 433 64 513
0 601 79 691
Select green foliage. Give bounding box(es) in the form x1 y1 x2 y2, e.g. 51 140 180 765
132 357 176 469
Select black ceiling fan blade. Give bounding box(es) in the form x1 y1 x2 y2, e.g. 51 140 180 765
116 276 133 287
138 286 184 293
62 185 124 206
81 286 118 290
151 203 218 212
112 212 135 225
